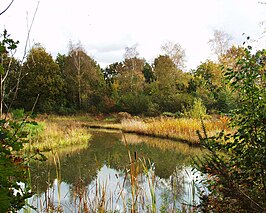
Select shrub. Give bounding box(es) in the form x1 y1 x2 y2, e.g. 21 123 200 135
120 93 151 115
196 47 266 212
184 98 209 119
0 118 46 212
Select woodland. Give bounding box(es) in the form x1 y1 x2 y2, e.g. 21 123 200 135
1 31 243 117
0 14 265 212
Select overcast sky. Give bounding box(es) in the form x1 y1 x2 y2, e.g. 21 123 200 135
1 0 266 70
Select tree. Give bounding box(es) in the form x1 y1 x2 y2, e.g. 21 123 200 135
121 57 145 93
0 29 19 117
0 116 46 212
219 45 246 72
152 55 181 112
208 30 232 61
161 40 186 69
1 55 20 112
142 62 155 84
117 60 146 113
64 41 104 110
194 60 222 88
122 44 145 93
124 43 139 60
103 62 123 85
153 55 177 93
17 44 64 112
196 47 266 212
192 60 234 112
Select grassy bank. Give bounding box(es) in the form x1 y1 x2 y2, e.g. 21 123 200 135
87 115 230 145
120 117 230 145
24 114 230 150
24 115 92 151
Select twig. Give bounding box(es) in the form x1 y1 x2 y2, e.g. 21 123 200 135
30 94 39 115
0 0 15 16
6 1 40 116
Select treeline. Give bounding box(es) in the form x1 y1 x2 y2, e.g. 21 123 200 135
2 40 248 116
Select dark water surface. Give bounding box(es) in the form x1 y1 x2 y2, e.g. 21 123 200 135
25 129 203 212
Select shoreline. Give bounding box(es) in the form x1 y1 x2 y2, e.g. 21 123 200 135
86 124 201 147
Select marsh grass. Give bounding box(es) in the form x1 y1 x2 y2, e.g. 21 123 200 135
121 117 230 145
52 113 232 146
24 116 91 151
21 114 209 212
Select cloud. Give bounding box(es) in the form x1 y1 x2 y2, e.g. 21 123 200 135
1 0 266 69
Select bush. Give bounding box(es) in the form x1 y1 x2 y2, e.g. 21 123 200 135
0 118 46 212
183 98 209 119
120 93 151 115
196 47 266 212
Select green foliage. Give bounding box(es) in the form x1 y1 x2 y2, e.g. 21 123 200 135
120 93 151 115
11 108 25 120
0 29 19 55
196 47 266 212
142 62 155 83
17 45 64 113
184 98 208 119
0 118 46 212
23 122 45 141
153 55 177 94
0 64 4 75
63 43 105 111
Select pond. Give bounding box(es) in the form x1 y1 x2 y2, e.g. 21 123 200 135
24 129 204 212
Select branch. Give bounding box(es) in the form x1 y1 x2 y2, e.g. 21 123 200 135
0 0 15 16
2 57 13 83
22 1 40 62
6 1 40 116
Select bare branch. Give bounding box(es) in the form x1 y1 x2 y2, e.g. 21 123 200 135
22 1 40 63
6 1 40 116
0 0 15 16
161 40 186 69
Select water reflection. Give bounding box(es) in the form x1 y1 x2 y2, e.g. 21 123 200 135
25 129 202 212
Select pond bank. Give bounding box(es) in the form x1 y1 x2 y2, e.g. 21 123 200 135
87 124 199 147
23 128 202 213
32 114 230 149
85 116 230 147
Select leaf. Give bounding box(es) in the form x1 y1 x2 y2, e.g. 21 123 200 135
0 133 6 140
0 45 6 53
0 64 4 75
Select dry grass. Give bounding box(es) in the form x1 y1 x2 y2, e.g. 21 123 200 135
25 114 231 150
25 116 91 151
121 116 230 145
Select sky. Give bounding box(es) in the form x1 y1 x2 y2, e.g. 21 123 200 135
1 0 266 70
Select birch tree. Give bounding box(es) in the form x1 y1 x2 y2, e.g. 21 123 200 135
64 41 103 110
208 30 232 61
0 29 19 117
161 40 186 69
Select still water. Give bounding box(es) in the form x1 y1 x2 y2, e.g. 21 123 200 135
25 129 203 212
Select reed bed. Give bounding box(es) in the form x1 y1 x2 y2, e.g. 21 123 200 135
25 117 91 152
121 117 230 145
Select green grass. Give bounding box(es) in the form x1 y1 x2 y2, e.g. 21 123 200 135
25 114 231 151
25 116 91 151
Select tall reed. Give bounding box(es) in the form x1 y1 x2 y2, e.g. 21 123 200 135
121 117 230 145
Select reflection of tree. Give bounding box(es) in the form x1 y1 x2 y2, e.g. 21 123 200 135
30 130 199 196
